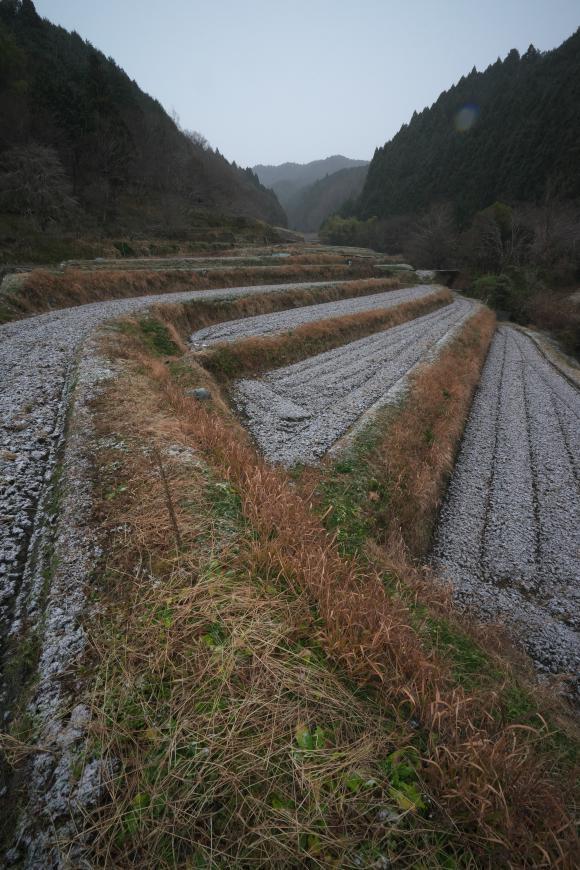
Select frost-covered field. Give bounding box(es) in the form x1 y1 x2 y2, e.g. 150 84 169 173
433 326 580 690
190 283 435 347
234 297 476 465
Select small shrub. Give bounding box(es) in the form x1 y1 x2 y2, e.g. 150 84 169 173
114 241 136 258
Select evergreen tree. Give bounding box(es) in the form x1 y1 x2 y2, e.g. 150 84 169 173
20 0 40 23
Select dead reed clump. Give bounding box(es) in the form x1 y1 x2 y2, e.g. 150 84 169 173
83 315 579 867
149 359 578 867
85 358 462 868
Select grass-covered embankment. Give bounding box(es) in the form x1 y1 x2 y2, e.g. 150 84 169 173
316 307 497 557
72 305 579 867
192 288 452 380
150 276 403 342
0 261 379 324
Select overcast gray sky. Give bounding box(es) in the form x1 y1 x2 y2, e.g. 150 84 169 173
34 0 579 168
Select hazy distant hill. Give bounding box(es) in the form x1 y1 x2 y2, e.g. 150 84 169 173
286 165 368 232
0 0 286 235
253 156 368 210
355 29 580 222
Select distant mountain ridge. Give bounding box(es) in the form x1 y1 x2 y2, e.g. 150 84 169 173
253 155 368 209
285 165 368 232
0 0 286 234
354 29 580 222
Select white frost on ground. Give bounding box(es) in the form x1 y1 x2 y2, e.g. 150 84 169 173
433 326 580 694
234 297 476 466
189 284 436 347
0 279 340 866
4 340 116 867
0 280 338 671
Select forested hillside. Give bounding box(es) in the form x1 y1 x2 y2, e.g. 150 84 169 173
285 164 368 232
356 29 580 222
0 0 285 237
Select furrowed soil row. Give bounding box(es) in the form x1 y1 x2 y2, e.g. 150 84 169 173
190 283 436 347
433 325 580 694
234 297 478 466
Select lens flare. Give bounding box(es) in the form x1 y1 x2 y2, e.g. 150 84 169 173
454 103 479 132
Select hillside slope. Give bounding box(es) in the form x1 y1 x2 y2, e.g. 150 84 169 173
0 0 286 234
286 164 368 231
254 155 368 209
356 29 580 221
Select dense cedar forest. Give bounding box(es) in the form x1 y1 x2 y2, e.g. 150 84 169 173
0 0 286 236
318 30 580 354
355 29 580 223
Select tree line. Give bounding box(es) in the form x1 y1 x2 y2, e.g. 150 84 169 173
353 31 580 224
0 0 285 237
321 30 580 355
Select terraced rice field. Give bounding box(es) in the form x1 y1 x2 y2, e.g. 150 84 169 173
230 296 579 691
234 297 476 465
0 280 339 664
190 284 435 347
433 326 580 689
1 256 579 865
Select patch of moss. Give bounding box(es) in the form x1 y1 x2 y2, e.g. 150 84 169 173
138 318 179 356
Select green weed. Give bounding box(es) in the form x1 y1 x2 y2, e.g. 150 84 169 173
138 318 179 356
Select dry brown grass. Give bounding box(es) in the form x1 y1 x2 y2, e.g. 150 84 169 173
150 276 402 343
4 262 377 320
83 356 444 867
368 307 497 557
131 328 578 862
274 252 346 265
74 306 579 867
194 288 452 379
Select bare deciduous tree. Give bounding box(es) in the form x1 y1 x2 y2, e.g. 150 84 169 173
0 143 78 229
405 203 457 268
465 202 529 272
184 130 211 152
519 190 580 268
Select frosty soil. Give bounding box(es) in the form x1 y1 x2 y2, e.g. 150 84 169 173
190 283 435 347
234 297 477 466
433 326 580 694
